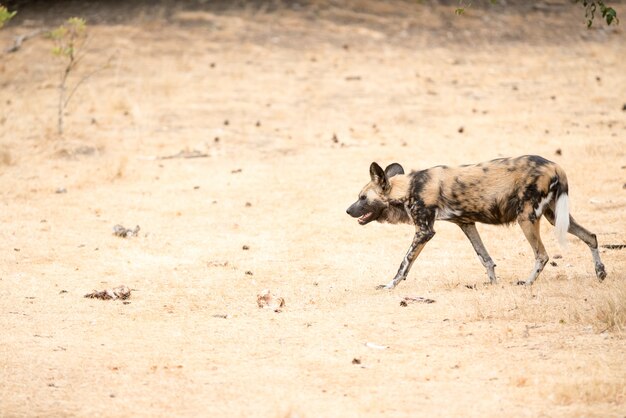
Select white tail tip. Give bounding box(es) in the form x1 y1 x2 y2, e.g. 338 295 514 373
555 193 570 248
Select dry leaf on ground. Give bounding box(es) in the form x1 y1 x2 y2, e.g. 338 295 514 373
257 289 285 312
84 285 131 300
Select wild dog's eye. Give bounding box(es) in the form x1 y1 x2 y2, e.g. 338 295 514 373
359 195 366 200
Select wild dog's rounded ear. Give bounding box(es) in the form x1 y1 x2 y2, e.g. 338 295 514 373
385 163 404 178
370 162 388 189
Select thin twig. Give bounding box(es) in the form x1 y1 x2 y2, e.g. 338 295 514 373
72 35 92 67
63 54 115 109
5 29 44 53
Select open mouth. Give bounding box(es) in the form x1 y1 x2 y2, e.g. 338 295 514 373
358 212 373 225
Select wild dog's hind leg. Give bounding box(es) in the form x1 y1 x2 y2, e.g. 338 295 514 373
544 208 607 280
517 218 549 286
458 223 498 284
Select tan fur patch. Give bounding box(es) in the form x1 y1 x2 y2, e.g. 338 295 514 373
388 175 410 201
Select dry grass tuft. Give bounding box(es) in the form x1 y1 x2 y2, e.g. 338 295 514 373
461 278 626 335
592 281 626 333
553 380 626 405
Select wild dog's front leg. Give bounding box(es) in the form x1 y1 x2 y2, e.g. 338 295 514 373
378 208 436 289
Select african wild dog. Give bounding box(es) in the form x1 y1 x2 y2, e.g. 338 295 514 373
346 155 607 288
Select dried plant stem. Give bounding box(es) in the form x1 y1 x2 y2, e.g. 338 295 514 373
57 42 75 135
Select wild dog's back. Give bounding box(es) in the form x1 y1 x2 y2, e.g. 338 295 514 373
419 155 568 225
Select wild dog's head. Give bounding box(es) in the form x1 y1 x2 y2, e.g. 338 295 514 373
346 162 406 225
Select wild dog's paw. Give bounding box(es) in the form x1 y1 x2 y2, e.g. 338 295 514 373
376 283 395 290
596 263 607 281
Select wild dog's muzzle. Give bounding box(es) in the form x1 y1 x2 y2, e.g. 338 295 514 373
346 200 382 225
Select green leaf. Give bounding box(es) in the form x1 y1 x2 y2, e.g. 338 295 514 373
0 5 16 29
455 8 465 15
66 17 86 34
603 7 618 25
578 1 619 27
50 26 68 39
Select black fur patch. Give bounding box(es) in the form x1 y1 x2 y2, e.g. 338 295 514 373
409 170 430 206
487 194 520 224
410 206 436 233
526 155 551 166
522 182 543 220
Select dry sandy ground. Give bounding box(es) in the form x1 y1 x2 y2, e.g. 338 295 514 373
1 1 625 417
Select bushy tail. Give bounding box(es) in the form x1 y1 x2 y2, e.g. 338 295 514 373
554 192 570 248
551 165 570 249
